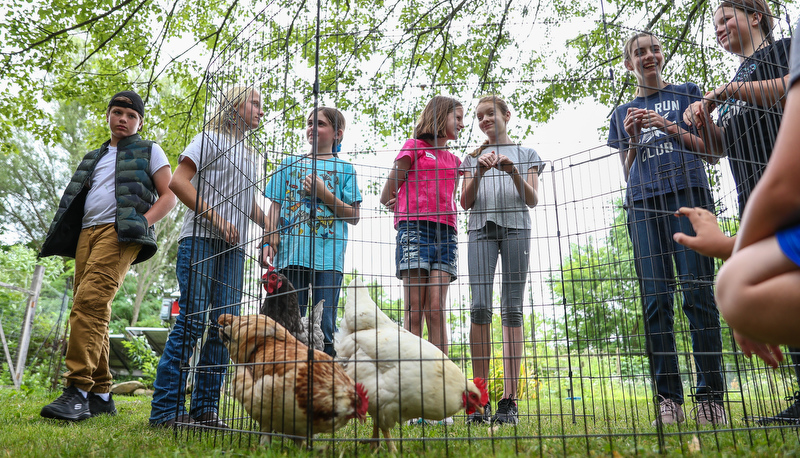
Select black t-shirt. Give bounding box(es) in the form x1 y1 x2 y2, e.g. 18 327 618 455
717 37 791 214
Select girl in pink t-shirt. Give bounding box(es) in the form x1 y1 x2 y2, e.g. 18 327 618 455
381 95 463 356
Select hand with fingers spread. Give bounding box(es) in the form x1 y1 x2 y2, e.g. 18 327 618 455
672 207 734 260
734 331 784 369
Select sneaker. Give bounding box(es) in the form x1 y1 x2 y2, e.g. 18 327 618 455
467 402 492 424
193 411 228 428
409 417 454 426
757 392 800 425
150 413 196 430
695 401 727 426
40 385 91 421
652 396 685 426
406 417 425 426
492 397 519 425
88 393 117 417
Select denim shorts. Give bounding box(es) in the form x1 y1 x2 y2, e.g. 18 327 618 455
777 222 800 268
395 220 458 282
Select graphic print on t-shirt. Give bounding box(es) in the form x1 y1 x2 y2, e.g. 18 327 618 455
282 166 339 238
718 62 758 126
638 102 679 164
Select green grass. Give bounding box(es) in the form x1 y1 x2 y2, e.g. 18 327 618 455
1 388 800 457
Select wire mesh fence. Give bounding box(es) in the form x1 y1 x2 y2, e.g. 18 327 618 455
160 0 800 454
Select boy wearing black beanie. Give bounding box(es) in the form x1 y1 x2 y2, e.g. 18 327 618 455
39 90 176 421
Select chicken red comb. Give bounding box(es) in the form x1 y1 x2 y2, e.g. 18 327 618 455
261 266 281 293
473 377 489 405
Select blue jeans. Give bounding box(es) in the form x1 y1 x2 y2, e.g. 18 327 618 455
149 237 244 424
395 220 458 281
281 266 343 357
627 188 724 404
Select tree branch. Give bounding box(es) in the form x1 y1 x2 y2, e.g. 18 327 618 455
74 0 151 70
478 0 512 92
2 0 136 57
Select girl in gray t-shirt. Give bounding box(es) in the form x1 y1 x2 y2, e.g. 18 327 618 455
460 95 541 425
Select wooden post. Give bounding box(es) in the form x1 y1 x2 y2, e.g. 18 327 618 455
13 265 45 389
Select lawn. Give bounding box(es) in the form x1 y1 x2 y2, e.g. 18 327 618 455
2 387 800 457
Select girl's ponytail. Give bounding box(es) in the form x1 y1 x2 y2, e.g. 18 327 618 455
469 140 490 158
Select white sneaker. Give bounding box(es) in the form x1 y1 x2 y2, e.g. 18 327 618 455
418 417 454 426
652 396 685 426
695 401 727 425
439 416 454 426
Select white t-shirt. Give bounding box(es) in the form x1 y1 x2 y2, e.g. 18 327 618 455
176 131 256 244
82 143 170 228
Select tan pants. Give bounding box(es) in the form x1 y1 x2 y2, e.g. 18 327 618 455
65 224 141 393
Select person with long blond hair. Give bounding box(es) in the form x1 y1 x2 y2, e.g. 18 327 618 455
149 86 267 429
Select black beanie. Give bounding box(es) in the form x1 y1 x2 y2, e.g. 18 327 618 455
108 90 145 118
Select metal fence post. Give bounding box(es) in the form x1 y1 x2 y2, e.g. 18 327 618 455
13 264 45 389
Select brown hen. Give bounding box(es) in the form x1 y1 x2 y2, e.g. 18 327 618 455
218 314 368 445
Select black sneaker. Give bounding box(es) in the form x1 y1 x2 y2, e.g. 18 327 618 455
758 391 800 425
40 386 91 421
467 402 492 424
88 392 117 417
492 397 519 425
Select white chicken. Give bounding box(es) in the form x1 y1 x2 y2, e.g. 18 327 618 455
336 278 488 451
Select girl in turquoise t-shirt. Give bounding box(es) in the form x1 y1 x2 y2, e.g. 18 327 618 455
262 107 362 357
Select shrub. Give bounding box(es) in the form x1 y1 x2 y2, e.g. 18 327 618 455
120 336 158 387
487 348 541 401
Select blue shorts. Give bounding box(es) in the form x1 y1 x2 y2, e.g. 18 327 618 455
777 222 800 268
395 220 458 282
